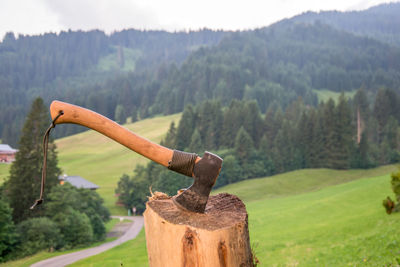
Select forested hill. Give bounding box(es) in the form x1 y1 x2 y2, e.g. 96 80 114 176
151 21 400 115
1 3 400 146
0 29 229 145
291 2 400 46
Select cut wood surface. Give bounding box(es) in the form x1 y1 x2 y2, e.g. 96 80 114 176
144 193 254 267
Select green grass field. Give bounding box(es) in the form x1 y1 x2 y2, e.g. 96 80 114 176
0 163 10 184
55 113 181 215
96 46 141 72
67 165 400 266
313 89 356 103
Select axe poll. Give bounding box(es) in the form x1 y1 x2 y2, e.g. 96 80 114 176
46 100 222 213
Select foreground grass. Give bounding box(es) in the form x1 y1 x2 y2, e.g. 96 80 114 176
55 113 181 215
62 165 400 266
70 230 148 267
248 172 400 266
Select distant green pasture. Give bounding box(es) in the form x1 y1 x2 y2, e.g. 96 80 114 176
55 113 181 215
97 46 141 72
313 89 356 103
0 163 10 185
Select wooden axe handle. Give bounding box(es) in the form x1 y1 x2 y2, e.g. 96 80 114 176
50 100 186 168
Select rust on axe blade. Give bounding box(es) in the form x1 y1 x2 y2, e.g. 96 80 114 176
173 151 223 213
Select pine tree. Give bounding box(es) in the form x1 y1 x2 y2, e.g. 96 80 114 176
373 88 399 144
334 94 353 169
160 122 177 148
221 100 246 148
114 104 126 124
354 131 374 168
323 95 353 169
196 100 222 149
243 101 263 146
322 99 337 168
310 110 325 168
263 105 277 143
0 198 17 261
188 129 203 154
175 105 196 150
7 98 61 223
234 127 255 165
131 106 138 123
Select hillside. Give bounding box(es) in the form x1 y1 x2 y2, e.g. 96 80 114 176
291 2 400 46
150 20 400 116
68 165 400 266
2 3 400 146
55 113 181 214
0 29 227 146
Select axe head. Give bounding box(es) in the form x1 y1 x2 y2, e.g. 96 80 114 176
173 151 223 213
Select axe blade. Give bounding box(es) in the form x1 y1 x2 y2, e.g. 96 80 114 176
173 151 223 213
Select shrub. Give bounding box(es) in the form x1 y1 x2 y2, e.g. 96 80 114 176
383 169 400 214
16 217 62 257
0 198 17 262
46 184 109 242
52 208 93 248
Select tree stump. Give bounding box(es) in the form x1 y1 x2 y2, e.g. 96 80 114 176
144 193 254 267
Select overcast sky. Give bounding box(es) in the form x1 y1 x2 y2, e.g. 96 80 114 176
0 0 397 40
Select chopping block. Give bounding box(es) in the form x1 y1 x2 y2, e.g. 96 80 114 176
144 193 255 267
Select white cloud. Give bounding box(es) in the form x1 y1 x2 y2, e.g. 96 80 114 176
0 0 60 38
42 0 160 33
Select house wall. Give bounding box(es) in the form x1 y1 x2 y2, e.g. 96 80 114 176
0 152 16 163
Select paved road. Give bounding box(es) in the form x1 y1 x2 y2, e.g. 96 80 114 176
31 216 144 267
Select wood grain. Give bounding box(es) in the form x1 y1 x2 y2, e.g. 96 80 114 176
144 193 254 267
50 100 173 167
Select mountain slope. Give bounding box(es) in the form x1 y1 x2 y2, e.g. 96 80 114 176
151 21 400 114
2 3 400 146
0 29 227 146
291 2 400 46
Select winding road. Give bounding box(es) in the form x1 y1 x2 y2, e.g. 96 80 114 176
31 216 144 267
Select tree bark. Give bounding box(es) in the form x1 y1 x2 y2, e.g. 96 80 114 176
144 193 254 267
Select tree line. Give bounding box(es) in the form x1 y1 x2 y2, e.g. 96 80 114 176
0 29 227 146
291 2 400 47
0 98 110 262
37 21 400 145
2 17 400 147
116 87 400 213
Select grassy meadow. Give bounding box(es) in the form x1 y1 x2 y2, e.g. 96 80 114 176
313 89 356 103
96 46 141 72
67 165 400 266
0 163 10 184
55 113 181 215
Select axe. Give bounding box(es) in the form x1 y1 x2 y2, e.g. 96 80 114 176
48 101 222 213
